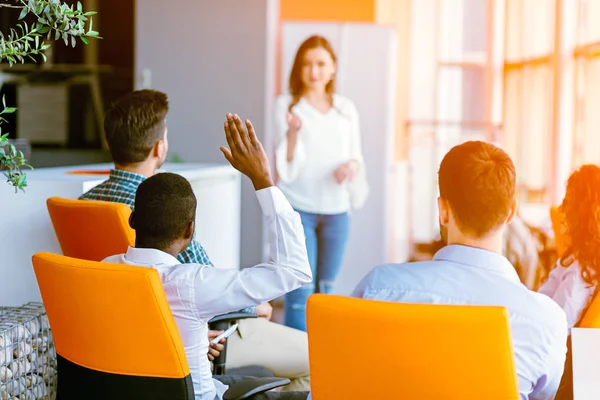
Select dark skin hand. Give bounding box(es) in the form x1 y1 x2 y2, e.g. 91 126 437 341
207 330 226 361
220 113 274 191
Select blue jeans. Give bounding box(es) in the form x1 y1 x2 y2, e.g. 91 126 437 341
284 210 350 332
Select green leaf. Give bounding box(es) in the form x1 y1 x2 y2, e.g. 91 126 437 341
3 108 17 114
37 26 50 34
84 11 97 16
18 7 29 20
77 1 82 11
80 36 89 45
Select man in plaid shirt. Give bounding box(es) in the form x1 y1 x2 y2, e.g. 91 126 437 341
81 168 213 266
80 90 310 391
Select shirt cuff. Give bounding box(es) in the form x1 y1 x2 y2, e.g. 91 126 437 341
255 186 294 216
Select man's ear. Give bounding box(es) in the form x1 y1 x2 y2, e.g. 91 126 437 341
438 196 450 226
129 212 136 230
152 139 164 158
506 195 519 225
183 220 195 240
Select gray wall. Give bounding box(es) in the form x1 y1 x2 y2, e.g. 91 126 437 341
135 0 278 267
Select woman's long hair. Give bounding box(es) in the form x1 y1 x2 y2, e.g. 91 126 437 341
560 164 600 288
288 35 337 113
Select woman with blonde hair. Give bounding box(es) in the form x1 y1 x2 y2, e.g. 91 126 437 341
539 164 600 329
274 35 368 331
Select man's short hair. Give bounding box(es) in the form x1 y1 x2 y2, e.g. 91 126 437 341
438 141 516 237
104 90 169 164
133 172 197 248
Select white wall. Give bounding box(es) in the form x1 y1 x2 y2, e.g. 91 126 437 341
135 0 278 267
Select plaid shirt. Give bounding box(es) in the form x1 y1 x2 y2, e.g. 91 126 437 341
80 169 213 265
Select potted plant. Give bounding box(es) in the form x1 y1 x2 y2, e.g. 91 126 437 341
0 0 99 192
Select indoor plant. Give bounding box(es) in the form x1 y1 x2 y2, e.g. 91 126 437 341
0 0 99 192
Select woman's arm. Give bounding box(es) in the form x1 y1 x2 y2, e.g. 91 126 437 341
274 97 306 183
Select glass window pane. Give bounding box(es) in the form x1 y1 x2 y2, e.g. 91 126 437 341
505 0 523 60
578 57 600 164
524 0 554 58
503 66 552 192
439 0 488 61
583 0 600 43
438 67 486 122
506 0 554 60
409 0 438 120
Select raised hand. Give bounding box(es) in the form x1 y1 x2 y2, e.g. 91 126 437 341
286 113 302 135
220 113 274 191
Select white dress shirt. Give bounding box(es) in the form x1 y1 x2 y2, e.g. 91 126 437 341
103 187 312 400
538 259 597 331
352 245 568 400
274 94 365 214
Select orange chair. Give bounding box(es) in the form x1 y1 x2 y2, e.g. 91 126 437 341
31 252 288 400
47 197 135 261
550 206 568 258
307 294 519 400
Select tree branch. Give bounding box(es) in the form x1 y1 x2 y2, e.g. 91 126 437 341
0 4 24 8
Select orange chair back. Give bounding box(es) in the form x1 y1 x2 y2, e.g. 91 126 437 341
32 252 193 398
578 290 600 328
550 206 568 257
307 294 519 400
47 197 135 261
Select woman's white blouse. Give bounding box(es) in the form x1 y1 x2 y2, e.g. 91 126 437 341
538 259 597 330
274 94 365 215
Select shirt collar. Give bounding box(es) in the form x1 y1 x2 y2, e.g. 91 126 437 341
109 169 146 187
433 244 521 283
124 246 181 267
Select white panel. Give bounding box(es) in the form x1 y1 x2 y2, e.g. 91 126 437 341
280 23 398 295
189 174 242 270
572 328 600 400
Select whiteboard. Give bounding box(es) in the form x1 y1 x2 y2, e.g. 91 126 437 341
278 23 398 295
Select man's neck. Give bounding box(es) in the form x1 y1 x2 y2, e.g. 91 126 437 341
114 162 156 178
135 242 180 259
447 233 504 254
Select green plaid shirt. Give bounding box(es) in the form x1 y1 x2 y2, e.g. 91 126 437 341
80 169 213 265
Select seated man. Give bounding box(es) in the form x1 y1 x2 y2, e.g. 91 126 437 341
104 114 310 400
352 141 568 400
81 90 310 390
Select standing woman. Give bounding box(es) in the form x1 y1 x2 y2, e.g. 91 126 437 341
274 35 368 332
